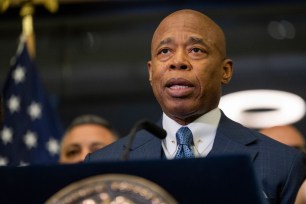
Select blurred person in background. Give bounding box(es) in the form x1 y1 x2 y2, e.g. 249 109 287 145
59 114 118 164
260 125 306 153
295 179 306 204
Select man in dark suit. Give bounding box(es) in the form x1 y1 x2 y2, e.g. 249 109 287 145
85 9 306 204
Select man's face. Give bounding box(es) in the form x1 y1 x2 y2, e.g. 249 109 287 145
148 11 232 124
59 124 117 164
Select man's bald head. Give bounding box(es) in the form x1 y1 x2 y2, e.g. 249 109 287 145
151 9 227 58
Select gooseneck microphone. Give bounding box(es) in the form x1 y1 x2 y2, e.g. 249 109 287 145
121 119 167 161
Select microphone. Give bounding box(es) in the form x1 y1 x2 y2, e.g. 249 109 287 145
121 119 167 161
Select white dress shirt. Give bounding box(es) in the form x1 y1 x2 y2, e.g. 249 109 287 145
162 108 221 159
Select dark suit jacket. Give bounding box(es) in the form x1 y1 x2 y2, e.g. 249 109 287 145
85 112 306 204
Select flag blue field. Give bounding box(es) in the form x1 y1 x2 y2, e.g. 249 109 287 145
0 40 63 166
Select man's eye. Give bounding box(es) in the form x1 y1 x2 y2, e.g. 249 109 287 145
191 48 202 53
65 149 79 157
158 49 170 55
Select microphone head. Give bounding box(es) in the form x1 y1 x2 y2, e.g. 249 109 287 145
135 120 167 139
121 119 167 161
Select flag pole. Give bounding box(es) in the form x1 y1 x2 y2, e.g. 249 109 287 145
20 1 35 58
0 0 59 59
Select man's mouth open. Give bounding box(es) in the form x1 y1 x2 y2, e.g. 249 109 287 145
166 79 195 97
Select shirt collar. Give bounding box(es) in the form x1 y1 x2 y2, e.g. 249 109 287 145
162 108 221 158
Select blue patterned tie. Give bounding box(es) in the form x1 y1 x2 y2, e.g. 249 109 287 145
174 127 195 159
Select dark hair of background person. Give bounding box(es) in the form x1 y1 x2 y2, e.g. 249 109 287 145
65 114 118 137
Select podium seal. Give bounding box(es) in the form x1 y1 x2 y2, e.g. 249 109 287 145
45 174 178 204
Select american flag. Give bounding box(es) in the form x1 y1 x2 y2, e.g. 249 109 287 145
0 39 63 166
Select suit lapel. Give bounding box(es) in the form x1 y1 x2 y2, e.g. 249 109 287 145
123 114 259 161
208 112 258 161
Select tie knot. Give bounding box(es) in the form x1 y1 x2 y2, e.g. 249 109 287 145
176 127 193 145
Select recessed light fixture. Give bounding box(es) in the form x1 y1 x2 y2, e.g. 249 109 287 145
219 89 305 129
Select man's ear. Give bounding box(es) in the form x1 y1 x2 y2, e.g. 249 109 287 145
221 58 233 85
147 60 153 84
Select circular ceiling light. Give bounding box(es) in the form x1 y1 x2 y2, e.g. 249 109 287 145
219 89 306 129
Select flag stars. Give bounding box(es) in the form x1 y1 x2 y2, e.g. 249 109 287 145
23 130 37 149
2 41 63 166
46 137 59 156
1 127 13 145
13 65 26 84
7 95 20 113
27 101 42 120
